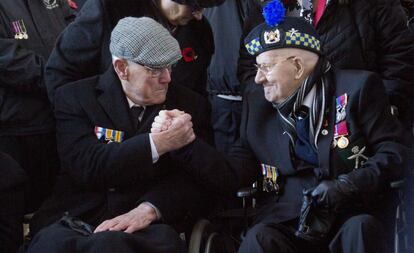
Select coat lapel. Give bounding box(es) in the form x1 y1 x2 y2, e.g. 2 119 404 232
317 90 336 177
96 68 135 137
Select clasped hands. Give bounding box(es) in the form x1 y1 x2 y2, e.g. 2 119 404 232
150 109 196 156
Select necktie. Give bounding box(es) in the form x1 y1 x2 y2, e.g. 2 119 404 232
130 106 144 130
314 0 326 27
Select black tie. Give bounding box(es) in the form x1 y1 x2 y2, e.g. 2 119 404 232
130 106 144 130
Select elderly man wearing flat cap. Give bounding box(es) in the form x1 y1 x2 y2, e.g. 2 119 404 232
153 2 413 252
25 17 212 253
44 0 224 102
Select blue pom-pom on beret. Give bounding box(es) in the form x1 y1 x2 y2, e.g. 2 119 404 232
262 0 286 27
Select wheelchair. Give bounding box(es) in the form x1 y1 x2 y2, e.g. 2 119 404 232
188 181 412 253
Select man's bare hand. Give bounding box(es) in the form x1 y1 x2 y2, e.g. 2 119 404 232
150 112 195 156
93 202 157 234
151 109 184 133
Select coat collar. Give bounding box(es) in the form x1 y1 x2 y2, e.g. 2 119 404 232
96 67 135 137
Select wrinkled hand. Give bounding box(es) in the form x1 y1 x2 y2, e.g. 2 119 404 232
94 203 157 234
311 177 356 211
151 110 185 133
150 111 195 156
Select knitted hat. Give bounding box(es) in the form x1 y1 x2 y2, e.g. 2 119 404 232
172 0 225 8
244 0 322 56
110 17 182 69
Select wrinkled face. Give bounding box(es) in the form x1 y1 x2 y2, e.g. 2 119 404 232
121 61 171 106
160 0 204 26
254 50 301 104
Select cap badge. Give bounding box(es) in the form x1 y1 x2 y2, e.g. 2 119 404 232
264 29 281 44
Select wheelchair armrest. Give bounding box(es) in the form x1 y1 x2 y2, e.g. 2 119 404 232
390 180 405 189
236 187 258 198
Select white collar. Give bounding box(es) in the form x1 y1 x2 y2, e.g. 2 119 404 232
126 96 145 110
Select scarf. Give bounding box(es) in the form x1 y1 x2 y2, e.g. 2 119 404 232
273 57 331 150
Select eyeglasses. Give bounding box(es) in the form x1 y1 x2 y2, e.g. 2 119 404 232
143 65 173 78
254 56 295 75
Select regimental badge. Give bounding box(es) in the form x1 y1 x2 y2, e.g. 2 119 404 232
261 163 280 193
347 146 368 169
43 0 59 9
94 126 124 143
11 20 29 40
264 29 281 44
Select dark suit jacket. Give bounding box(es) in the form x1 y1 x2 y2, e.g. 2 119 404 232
31 67 213 235
178 68 412 224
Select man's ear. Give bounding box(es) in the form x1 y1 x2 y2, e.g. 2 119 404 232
292 57 305 80
113 59 129 80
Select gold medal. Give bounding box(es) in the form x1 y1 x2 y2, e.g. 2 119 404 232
337 136 349 149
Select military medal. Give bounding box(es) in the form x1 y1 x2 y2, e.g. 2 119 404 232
11 20 29 40
261 164 280 193
95 126 124 143
333 94 350 149
337 136 349 149
335 94 348 123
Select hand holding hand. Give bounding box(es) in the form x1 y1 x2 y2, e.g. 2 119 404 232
94 202 157 234
151 110 185 133
150 112 195 156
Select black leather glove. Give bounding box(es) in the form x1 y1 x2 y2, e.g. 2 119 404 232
295 189 336 244
311 175 358 212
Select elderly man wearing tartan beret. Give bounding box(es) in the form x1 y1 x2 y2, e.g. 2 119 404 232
152 1 414 252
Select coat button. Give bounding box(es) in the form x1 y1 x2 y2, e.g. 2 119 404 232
108 188 116 192
322 129 328 135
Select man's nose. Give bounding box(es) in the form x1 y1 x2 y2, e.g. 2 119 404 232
254 69 266 85
159 68 172 83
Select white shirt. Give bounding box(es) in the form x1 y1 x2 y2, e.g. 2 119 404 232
126 97 159 163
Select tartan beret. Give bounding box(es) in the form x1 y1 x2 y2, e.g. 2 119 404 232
244 17 322 57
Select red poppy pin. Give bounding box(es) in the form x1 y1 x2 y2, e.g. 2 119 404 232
181 47 198 62
67 0 78 10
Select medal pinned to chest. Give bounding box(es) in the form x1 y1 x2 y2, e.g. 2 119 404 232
95 126 125 143
261 163 280 193
332 94 349 149
11 20 29 40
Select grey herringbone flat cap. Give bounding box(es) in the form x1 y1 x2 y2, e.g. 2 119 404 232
110 17 182 69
